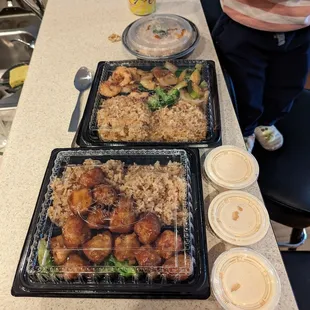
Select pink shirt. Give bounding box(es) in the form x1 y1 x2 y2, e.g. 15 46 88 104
220 0 310 32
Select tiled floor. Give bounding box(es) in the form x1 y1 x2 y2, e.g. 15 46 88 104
272 221 310 251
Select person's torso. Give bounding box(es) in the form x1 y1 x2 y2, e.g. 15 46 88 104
220 0 310 32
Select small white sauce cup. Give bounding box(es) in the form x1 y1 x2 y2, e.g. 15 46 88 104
204 145 259 191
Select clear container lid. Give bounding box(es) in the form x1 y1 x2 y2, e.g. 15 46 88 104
92 60 212 145
26 149 196 284
212 248 281 310
204 145 259 190
208 191 270 246
124 14 198 58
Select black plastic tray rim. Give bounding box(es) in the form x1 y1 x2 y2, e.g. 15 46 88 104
12 147 210 299
76 59 221 148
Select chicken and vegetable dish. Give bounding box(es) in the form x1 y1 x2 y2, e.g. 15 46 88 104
38 159 193 282
96 62 209 143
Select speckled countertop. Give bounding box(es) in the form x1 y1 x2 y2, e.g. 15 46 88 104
0 0 298 309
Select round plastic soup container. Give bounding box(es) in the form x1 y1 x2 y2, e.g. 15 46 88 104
122 14 199 60
211 248 281 310
208 190 270 246
204 145 259 191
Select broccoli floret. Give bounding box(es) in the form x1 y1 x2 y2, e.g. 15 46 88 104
148 87 180 110
167 88 180 97
107 255 138 278
147 94 162 111
155 87 169 101
166 88 180 106
96 266 115 274
95 255 138 278
156 87 180 107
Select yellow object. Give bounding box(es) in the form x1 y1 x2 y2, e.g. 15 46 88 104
9 65 29 88
129 0 156 16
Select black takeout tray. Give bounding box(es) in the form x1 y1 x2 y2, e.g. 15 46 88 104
12 147 210 299
76 60 221 148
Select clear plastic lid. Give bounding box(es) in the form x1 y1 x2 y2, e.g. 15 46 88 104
27 149 195 284
93 61 211 144
125 14 198 58
208 191 270 246
205 145 259 190
212 248 281 310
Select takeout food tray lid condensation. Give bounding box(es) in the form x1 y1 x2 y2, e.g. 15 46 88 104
124 14 198 58
208 191 270 246
211 248 281 310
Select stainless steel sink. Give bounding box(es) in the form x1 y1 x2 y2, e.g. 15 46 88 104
0 7 41 107
0 30 35 69
0 4 43 152
0 7 40 69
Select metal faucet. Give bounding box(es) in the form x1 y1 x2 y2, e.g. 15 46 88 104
19 0 44 19
10 38 35 49
6 0 44 20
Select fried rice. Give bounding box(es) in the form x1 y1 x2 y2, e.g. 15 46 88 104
48 159 187 227
97 96 207 143
120 161 187 225
97 96 151 142
149 100 207 142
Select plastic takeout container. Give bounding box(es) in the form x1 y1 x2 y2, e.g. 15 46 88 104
208 191 270 246
76 60 221 148
122 14 200 60
12 147 209 299
204 145 259 191
211 248 281 310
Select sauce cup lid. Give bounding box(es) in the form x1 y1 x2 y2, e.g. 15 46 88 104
211 248 281 310
205 145 259 190
208 190 269 246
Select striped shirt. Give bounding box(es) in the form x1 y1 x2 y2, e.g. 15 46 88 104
220 0 310 32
